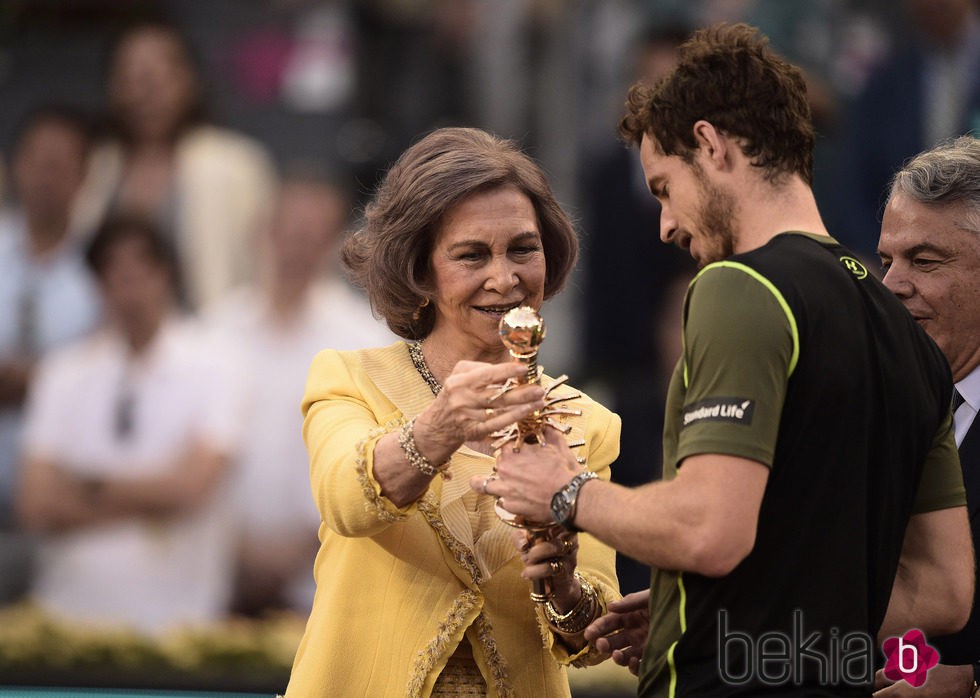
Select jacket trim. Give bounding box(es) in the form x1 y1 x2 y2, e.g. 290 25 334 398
354 419 408 523
474 611 514 698
406 590 479 697
412 500 514 696
418 497 485 585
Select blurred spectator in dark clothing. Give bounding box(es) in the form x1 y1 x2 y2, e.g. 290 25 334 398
579 24 694 594
832 0 980 259
73 19 277 311
16 216 244 634
582 23 692 377
0 106 101 605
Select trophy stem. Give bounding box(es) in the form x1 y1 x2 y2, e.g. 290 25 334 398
494 306 574 605
522 355 539 385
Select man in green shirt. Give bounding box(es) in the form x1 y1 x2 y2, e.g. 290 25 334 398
481 23 973 696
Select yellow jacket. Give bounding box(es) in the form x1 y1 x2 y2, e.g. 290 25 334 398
286 342 621 697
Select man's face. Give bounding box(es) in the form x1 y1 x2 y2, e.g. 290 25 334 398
13 120 88 223
267 181 346 279
99 236 172 326
879 193 980 381
639 134 738 267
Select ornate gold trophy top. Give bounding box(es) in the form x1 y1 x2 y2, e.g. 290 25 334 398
492 306 581 450
499 305 546 384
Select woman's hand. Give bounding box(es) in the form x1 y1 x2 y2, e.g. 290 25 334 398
513 528 581 607
374 360 543 507
415 360 545 460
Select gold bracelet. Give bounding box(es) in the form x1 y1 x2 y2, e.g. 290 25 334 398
544 573 600 635
398 417 451 479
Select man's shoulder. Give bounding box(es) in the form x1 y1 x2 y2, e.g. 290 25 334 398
715 232 871 302
733 231 839 267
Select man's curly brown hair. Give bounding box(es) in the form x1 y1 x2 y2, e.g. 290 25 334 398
619 23 814 185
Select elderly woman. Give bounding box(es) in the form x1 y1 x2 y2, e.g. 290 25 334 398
285 128 621 697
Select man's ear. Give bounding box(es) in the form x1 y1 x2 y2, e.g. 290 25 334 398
692 120 730 171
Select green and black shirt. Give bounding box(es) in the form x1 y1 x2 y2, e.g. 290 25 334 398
639 233 964 697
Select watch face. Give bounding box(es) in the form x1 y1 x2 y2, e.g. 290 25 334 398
551 492 570 524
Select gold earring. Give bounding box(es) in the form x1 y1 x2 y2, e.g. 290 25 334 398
412 297 430 321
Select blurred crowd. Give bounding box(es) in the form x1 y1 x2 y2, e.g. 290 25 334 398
0 0 977 635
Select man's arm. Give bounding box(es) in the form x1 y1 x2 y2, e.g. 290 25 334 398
17 455 101 531
17 442 230 532
573 452 768 576
878 506 973 641
488 428 770 577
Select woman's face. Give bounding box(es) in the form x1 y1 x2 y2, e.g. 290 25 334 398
109 28 199 143
427 185 547 361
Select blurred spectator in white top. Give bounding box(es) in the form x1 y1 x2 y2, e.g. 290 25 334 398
206 169 394 616
0 105 101 604
72 18 277 311
16 216 244 634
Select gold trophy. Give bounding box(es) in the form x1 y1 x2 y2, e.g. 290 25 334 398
491 306 584 603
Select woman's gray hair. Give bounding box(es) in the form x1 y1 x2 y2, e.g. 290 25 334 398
342 127 579 340
888 135 980 234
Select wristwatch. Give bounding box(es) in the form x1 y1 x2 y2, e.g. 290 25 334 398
550 471 598 530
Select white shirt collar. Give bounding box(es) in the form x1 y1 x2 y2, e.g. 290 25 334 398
953 364 980 447
956 364 980 413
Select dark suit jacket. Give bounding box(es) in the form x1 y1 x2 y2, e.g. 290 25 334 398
830 46 980 259
931 414 980 665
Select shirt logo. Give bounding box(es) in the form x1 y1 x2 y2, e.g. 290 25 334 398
682 398 755 428
839 256 868 279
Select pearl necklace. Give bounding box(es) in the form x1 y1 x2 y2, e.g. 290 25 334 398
409 341 442 396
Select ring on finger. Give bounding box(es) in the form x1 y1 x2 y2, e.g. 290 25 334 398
485 407 495 418
559 538 574 555
548 559 563 576
482 474 496 494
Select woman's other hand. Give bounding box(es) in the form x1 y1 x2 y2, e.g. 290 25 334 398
416 360 544 457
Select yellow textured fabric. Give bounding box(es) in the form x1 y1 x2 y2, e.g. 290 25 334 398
285 342 621 698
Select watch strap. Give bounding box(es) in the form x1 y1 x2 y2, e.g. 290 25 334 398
552 470 598 530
